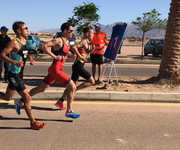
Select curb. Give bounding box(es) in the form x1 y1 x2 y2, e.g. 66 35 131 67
11 90 180 103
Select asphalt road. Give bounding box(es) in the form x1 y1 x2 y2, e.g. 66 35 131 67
24 62 159 78
0 101 180 150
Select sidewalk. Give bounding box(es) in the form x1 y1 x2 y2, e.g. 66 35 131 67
0 75 180 103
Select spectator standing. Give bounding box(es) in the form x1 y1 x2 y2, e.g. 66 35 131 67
0 26 11 82
90 23 108 84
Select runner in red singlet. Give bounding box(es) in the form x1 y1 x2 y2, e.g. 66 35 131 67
29 22 80 119
55 26 95 107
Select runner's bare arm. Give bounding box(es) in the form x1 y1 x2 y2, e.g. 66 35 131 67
72 40 86 61
42 38 63 60
1 40 23 67
28 55 35 65
86 40 95 53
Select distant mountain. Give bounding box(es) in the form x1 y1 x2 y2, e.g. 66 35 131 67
100 23 166 39
38 23 166 39
38 28 59 33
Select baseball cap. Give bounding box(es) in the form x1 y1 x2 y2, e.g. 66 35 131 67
0 26 8 31
95 23 101 28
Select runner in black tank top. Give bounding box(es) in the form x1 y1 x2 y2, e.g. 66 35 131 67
71 38 94 84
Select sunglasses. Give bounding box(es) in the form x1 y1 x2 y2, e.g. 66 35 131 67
22 27 28 30
68 30 74 33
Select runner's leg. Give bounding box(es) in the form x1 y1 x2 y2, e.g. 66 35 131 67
29 82 50 97
54 69 71 110
65 80 80 118
76 76 95 91
18 89 36 122
18 89 45 129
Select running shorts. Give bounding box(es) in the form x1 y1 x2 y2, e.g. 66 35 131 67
43 60 70 85
7 72 26 92
71 61 91 82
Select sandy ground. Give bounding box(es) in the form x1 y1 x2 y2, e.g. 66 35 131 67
86 42 180 93
77 76 180 93
120 45 141 56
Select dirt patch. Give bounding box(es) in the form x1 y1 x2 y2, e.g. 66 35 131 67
1 76 179 93
80 76 180 93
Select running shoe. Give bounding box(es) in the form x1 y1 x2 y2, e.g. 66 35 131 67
55 100 66 110
30 121 45 130
14 98 21 115
95 80 103 85
19 98 24 106
65 111 81 119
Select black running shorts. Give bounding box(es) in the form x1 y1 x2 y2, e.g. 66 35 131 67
7 72 26 92
71 61 91 82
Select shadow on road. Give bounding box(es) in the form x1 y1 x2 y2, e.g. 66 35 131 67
24 74 45 78
0 103 14 109
0 115 73 122
0 126 31 130
24 78 64 88
32 105 60 111
0 103 60 111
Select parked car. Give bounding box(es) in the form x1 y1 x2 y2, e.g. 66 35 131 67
144 39 165 57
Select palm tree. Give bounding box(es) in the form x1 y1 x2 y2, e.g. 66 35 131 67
158 0 180 84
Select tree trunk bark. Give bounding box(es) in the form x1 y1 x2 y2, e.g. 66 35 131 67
158 0 180 83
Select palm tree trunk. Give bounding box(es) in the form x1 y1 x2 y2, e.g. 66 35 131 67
158 0 180 83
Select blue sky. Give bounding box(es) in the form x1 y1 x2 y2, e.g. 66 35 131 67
0 0 171 32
